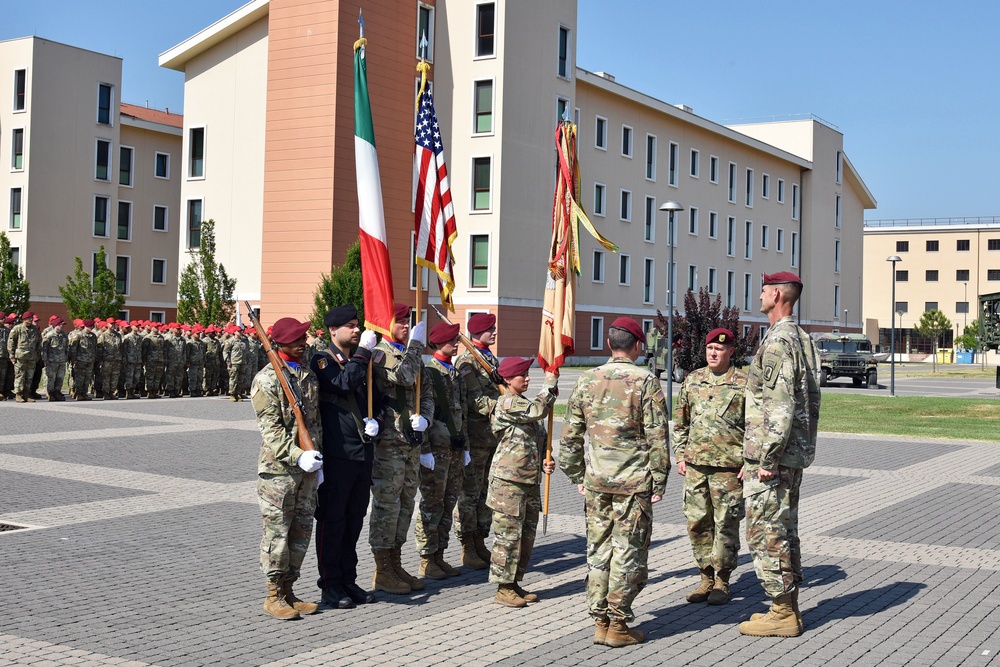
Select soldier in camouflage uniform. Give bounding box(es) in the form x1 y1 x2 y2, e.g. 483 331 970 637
369 303 433 595
142 324 167 398
487 356 558 608
560 317 670 648
68 319 97 400
245 330 264 393
454 312 502 569
8 311 42 402
121 324 143 398
202 326 222 395
739 272 820 638
673 327 748 606
96 320 123 399
414 322 470 581
41 317 69 401
251 317 324 620
0 312 12 400
186 327 206 397
224 327 250 401
163 326 186 397
3 313 16 399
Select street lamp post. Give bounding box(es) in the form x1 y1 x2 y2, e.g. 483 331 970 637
659 200 685 415
887 255 902 396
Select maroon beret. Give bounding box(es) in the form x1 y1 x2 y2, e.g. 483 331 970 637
0 311 5 319
4 314 16 324
21 310 33 320
497 356 533 379
467 313 497 335
49 315 61 325
83 318 95 327
609 316 644 343
763 271 802 286
270 317 311 345
706 327 735 346
393 302 411 321
429 322 461 345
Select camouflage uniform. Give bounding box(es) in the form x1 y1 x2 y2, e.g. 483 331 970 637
8 319 42 398
0 323 10 399
68 328 97 399
141 331 167 397
164 331 186 397
454 346 502 541
203 333 222 395
41 327 69 398
487 376 557 584
743 315 821 598
96 327 123 398
186 337 206 396
369 339 433 551
674 365 748 574
224 334 250 398
121 330 144 397
244 335 263 393
252 359 322 584
415 355 469 557
560 357 670 623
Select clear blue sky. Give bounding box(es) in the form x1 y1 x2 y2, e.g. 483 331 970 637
5 0 998 221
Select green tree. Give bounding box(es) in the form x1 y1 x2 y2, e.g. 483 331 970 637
310 239 364 333
655 287 759 373
176 219 237 326
58 245 125 319
956 319 980 352
916 308 952 371
0 231 30 314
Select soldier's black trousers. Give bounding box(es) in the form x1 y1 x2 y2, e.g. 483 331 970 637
315 456 373 591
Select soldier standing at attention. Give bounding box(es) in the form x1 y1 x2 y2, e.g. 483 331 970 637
41 317 69 401
225 326 250 401
415 322 470 581
560 316 670 648
186 326 206 397
252 317 323 620
454 312 502 570
739 272 821 638
28 313 44 399
8 311 42 403
164 324 186 398
69 319 97 400
0 312 11 400
487 356 558 608
369 303 432 595
142 324 167 399
673 328 747 606
202 325 222 395
121 323 143 399
96 319 123 400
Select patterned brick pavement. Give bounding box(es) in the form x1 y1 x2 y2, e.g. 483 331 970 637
2 397 1000 666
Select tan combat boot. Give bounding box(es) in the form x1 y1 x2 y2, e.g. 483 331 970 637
593 617 610 645
605 620 645 647
493 583 527 608
738 592 800 637
749 587 803 631
262 581 300 620
434 550 460 577
14 392 26 403
280 578 318 615
372 549 411 594
707 569 731 605
686 567 715 603
473 532 492 563
391 546 425 591
419 554 448 580
461 537 488 570
512 581 538 603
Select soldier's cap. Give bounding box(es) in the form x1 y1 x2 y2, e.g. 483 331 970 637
21 310 33 320
467 312 496 335
73 318 84 326
324 305 358 328
83 318 94 327
497 356 533 379
270 317 311 345
4 314 16 324
609 316 644 343
0 311 5 319
429 322 460 345
52 317 65 326
706 327 735 346
315 329 324 337
762 271 802 286
49 315 60 324
393 302 411 322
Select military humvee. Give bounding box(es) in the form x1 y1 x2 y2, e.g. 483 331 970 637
813 333 878 388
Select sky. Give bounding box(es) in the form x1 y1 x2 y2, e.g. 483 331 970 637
4 0 998 221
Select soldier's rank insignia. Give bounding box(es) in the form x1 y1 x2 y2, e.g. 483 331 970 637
317 358 328 370
654 388 664 402
374 350 385 363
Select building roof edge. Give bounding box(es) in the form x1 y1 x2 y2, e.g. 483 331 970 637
158 0 269 71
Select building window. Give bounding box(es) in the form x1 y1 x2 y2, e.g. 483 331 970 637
925 302 938 312
117 201 131 241
470 234 489 288
119 146 133 186
595 116 607 150
618 254 631 285
708 267 717 294
557 25 570 77
744 220 753 259
153 205 168 232
833 238 840 272
187 199 202 248
643 258 654 304
9 246 19 267
687 264 698 291
476 3 495 57
989 270 1000 281
728 162 737 202
957 239 970 252
644 196 655 242
726 216 736 257
14 69 26 111
836 151 843 184
556 97 570 125
690 149 700 178
761 224 770 250
743 273 753 311
762 173 770 199
620 190 631 221
417 4 434 60
709 155 719 183
645 134 656 180
777 179 785 203
97 83 114 125
926 240 939 252
688 207 698 235
115 256 129 295
709 211 718 239
11 128 24 170
895 302 908 313
957 301 970 314
592 249 604 282
621 125 633 158
726 271 735 307
745 168 754 207
95 139 111 181
957 269 970 281
896 270 908 282
472 157 491 210
668 142 679 186
9 188 21 229
408 231 430 290
791 232 799 267
835 195 842 228
155 152 170 179
776 228 785 252
474 80 493 133
989 239 1000 251
152 258 166 285
594 183 606 216
189 128 205 178
92 253 103 286
94 196 110 237
791 183 799 219
897 240 909 252
590 317 604 350
925 270 939 282
149 311 165 324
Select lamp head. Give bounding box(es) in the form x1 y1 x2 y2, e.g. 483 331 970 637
659 201 684 214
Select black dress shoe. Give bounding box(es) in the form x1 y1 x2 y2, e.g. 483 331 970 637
343 581 377 604
322 586 355 609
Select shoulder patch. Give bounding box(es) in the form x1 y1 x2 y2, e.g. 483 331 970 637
654 388 664 402
373 350 385 363
317 357 329 370
460 366 473 377
250 383 260 398
502 396 515 410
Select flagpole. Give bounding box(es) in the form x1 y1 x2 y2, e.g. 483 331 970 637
542 410 554 536
413 35 431 414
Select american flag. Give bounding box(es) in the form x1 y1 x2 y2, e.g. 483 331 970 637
414 88 458 312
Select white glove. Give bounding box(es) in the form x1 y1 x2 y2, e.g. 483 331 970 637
363 417 380 437
463 451 472 467
409 320 427 346
359 330 378 351
317 469 325 488
297 450 324 473
410 414 429 432
420 452 435 470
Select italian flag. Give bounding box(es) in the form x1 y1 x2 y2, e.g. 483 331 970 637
355 36 395 336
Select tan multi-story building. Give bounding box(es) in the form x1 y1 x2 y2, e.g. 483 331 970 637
1 37 182 324
162 0 875 359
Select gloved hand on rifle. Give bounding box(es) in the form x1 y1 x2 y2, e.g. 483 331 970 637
419 452 435 470
409 321 427 348
363 417 379 437
410 414 429 432
359 330 378 351
463 451 472 467
297 450 323 473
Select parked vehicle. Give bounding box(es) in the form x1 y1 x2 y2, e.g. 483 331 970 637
813 333 878 388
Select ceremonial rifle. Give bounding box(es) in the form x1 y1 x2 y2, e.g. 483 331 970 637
429 304 505 395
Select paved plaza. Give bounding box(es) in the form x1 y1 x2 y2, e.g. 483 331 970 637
3 394 1000 666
